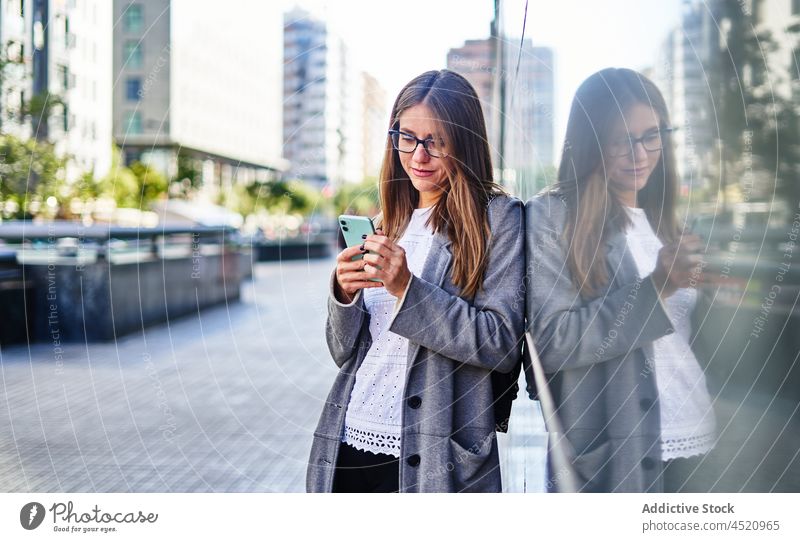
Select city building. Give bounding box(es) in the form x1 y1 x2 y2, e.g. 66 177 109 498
655 0 799 199
654 0 719 196
283 7 383 189
0 0 113 181
446 38 496 153
361 71 387 180
504 43 555 195
113 0 287 199
447 36 555 199
0 0 30 140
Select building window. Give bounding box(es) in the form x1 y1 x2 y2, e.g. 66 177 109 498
7 40 24 63
124 111 142 134
124 40 143 69
126 78 141 101
58 65 72 90
124 4 143 32
124 149 140 165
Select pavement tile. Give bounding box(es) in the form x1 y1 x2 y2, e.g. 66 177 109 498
1 259 547 492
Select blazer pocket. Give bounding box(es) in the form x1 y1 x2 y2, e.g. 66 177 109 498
572 440 613 492
448 429 495 489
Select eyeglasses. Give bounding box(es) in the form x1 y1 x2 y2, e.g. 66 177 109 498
388 129 447 158
606 127 674 158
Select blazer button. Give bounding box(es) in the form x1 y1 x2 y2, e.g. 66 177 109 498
406 454 421 467
407 396 422 409
641 457 656 470
639 398 654 411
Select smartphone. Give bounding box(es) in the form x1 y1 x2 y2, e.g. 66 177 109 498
338 215 382 281
339 215 375 258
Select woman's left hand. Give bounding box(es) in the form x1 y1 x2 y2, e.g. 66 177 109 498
362 229 411 298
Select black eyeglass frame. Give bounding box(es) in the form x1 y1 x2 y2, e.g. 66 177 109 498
606 126 676 157
388 129 447 158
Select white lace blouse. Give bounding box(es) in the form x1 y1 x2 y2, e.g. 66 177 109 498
341 206 435 457
624 206 717 460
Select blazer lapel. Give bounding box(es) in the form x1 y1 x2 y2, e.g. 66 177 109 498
421 230 453 286
405 230 452 368
605 230 638 286
606 226 661 370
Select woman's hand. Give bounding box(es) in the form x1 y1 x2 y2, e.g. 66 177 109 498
334 244 382 304
650 234 706 298
362 230 412 298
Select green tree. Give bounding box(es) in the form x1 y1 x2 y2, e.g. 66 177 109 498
332 178 380 216
245 179 323 215
70 170 103 201
171 148 203 198
22 92 65 140
99 166 139 209
0 134 66 218
129 161 168 206
709 0 800 209
98 149 167 210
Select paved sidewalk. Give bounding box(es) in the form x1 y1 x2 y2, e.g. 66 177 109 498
0 258 546 492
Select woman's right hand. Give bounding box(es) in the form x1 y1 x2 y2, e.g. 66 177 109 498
650 234 706 299
334 245 382 303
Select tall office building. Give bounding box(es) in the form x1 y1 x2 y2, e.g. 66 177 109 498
655 0 799 197
446 39 496 154
0 0 30 140
361 72 387 179
283 7 378 189
0 0 113 181
654 0 718 195
113 0 286 197
447 37 555 198
504 43 555 190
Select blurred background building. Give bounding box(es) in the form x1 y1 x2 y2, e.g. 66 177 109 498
0 0 798 494
655 0 800 208
113 0 287 203
361 72 387 181
448 35 555 200
653 0 718 198
0 0 112 181
282 7 386 190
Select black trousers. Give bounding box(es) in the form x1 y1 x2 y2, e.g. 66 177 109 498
332 442 400 493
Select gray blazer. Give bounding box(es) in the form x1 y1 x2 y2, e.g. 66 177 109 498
307 195 525 492
525 191 675 492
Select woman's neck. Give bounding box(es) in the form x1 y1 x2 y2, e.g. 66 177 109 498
619 191 640 208
418 192 441 209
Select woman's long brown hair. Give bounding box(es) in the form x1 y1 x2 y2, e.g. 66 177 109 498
377 70 504 299
555 68 679 298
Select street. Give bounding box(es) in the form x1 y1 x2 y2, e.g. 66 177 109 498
0 258 546 492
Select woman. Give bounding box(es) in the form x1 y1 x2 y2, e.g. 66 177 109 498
525 68 717 492
307 70 525 493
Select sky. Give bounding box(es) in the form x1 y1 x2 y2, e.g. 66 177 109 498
280 0 684 159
